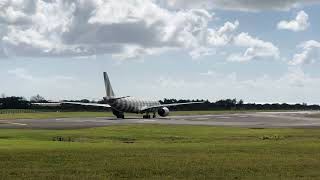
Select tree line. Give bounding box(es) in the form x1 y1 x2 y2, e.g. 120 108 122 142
160 98 318 111
0 95 319 111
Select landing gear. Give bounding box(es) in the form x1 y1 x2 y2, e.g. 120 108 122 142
143 114 151 119
117 114 125 119
143 112 156 119
112 110 124 119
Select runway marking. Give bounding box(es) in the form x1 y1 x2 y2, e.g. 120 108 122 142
137 120 157 123
216 116 231 119
8 122 27 126
196 118 209 120
177 119 185 121
142 120 156 122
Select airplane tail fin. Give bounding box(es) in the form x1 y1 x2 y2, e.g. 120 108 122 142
103 72 115 98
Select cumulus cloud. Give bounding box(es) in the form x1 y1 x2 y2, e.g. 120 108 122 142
187 20 240 59
161 0 319 11
0 0 219 59
188 19 279 61
277 11 309 32
289 40 320 65
207 21 239 46
0 0 279 61
227 33 280 62
0 0 37 24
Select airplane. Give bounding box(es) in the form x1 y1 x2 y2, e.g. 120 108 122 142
35 72 203 119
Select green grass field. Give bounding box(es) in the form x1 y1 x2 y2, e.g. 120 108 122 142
0 109 300 120
0 125 320 179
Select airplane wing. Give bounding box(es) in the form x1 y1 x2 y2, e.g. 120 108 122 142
140 102 204 111
32 103 62 107
33 102 111 107
61 102 111 107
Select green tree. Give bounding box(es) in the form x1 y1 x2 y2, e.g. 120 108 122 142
30 94 47 103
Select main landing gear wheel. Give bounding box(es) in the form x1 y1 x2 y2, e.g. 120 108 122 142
153 114 156 118
113 110 124 119
117 115 125 119
143 115 151 119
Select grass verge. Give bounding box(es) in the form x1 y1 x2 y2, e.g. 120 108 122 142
0 125 320 179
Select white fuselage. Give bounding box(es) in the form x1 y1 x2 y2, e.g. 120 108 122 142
107 97 160 113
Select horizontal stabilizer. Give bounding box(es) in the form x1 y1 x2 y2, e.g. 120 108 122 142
107 96 130 100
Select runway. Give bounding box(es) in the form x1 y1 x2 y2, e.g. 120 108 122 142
0 111 320 129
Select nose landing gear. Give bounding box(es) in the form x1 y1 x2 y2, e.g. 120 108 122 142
112 110 125 119
117 114 125 119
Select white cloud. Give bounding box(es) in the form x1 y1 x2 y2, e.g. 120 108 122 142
227 33 280 62
207 21 239 46
0 0 279 61
160 0 319 11
0 0 36 24
189 20 239 59
289 40 320 65
0 0 220 59
277 11 309 32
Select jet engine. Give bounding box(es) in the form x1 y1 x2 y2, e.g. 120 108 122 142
158 107 169 117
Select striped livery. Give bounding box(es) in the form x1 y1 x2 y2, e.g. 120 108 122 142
101 72 203 118
107 97 160 114
44 72 204 119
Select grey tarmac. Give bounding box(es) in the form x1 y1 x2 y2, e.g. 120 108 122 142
0 111 320 129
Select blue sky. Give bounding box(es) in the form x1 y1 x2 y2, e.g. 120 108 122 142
1 0 320 104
